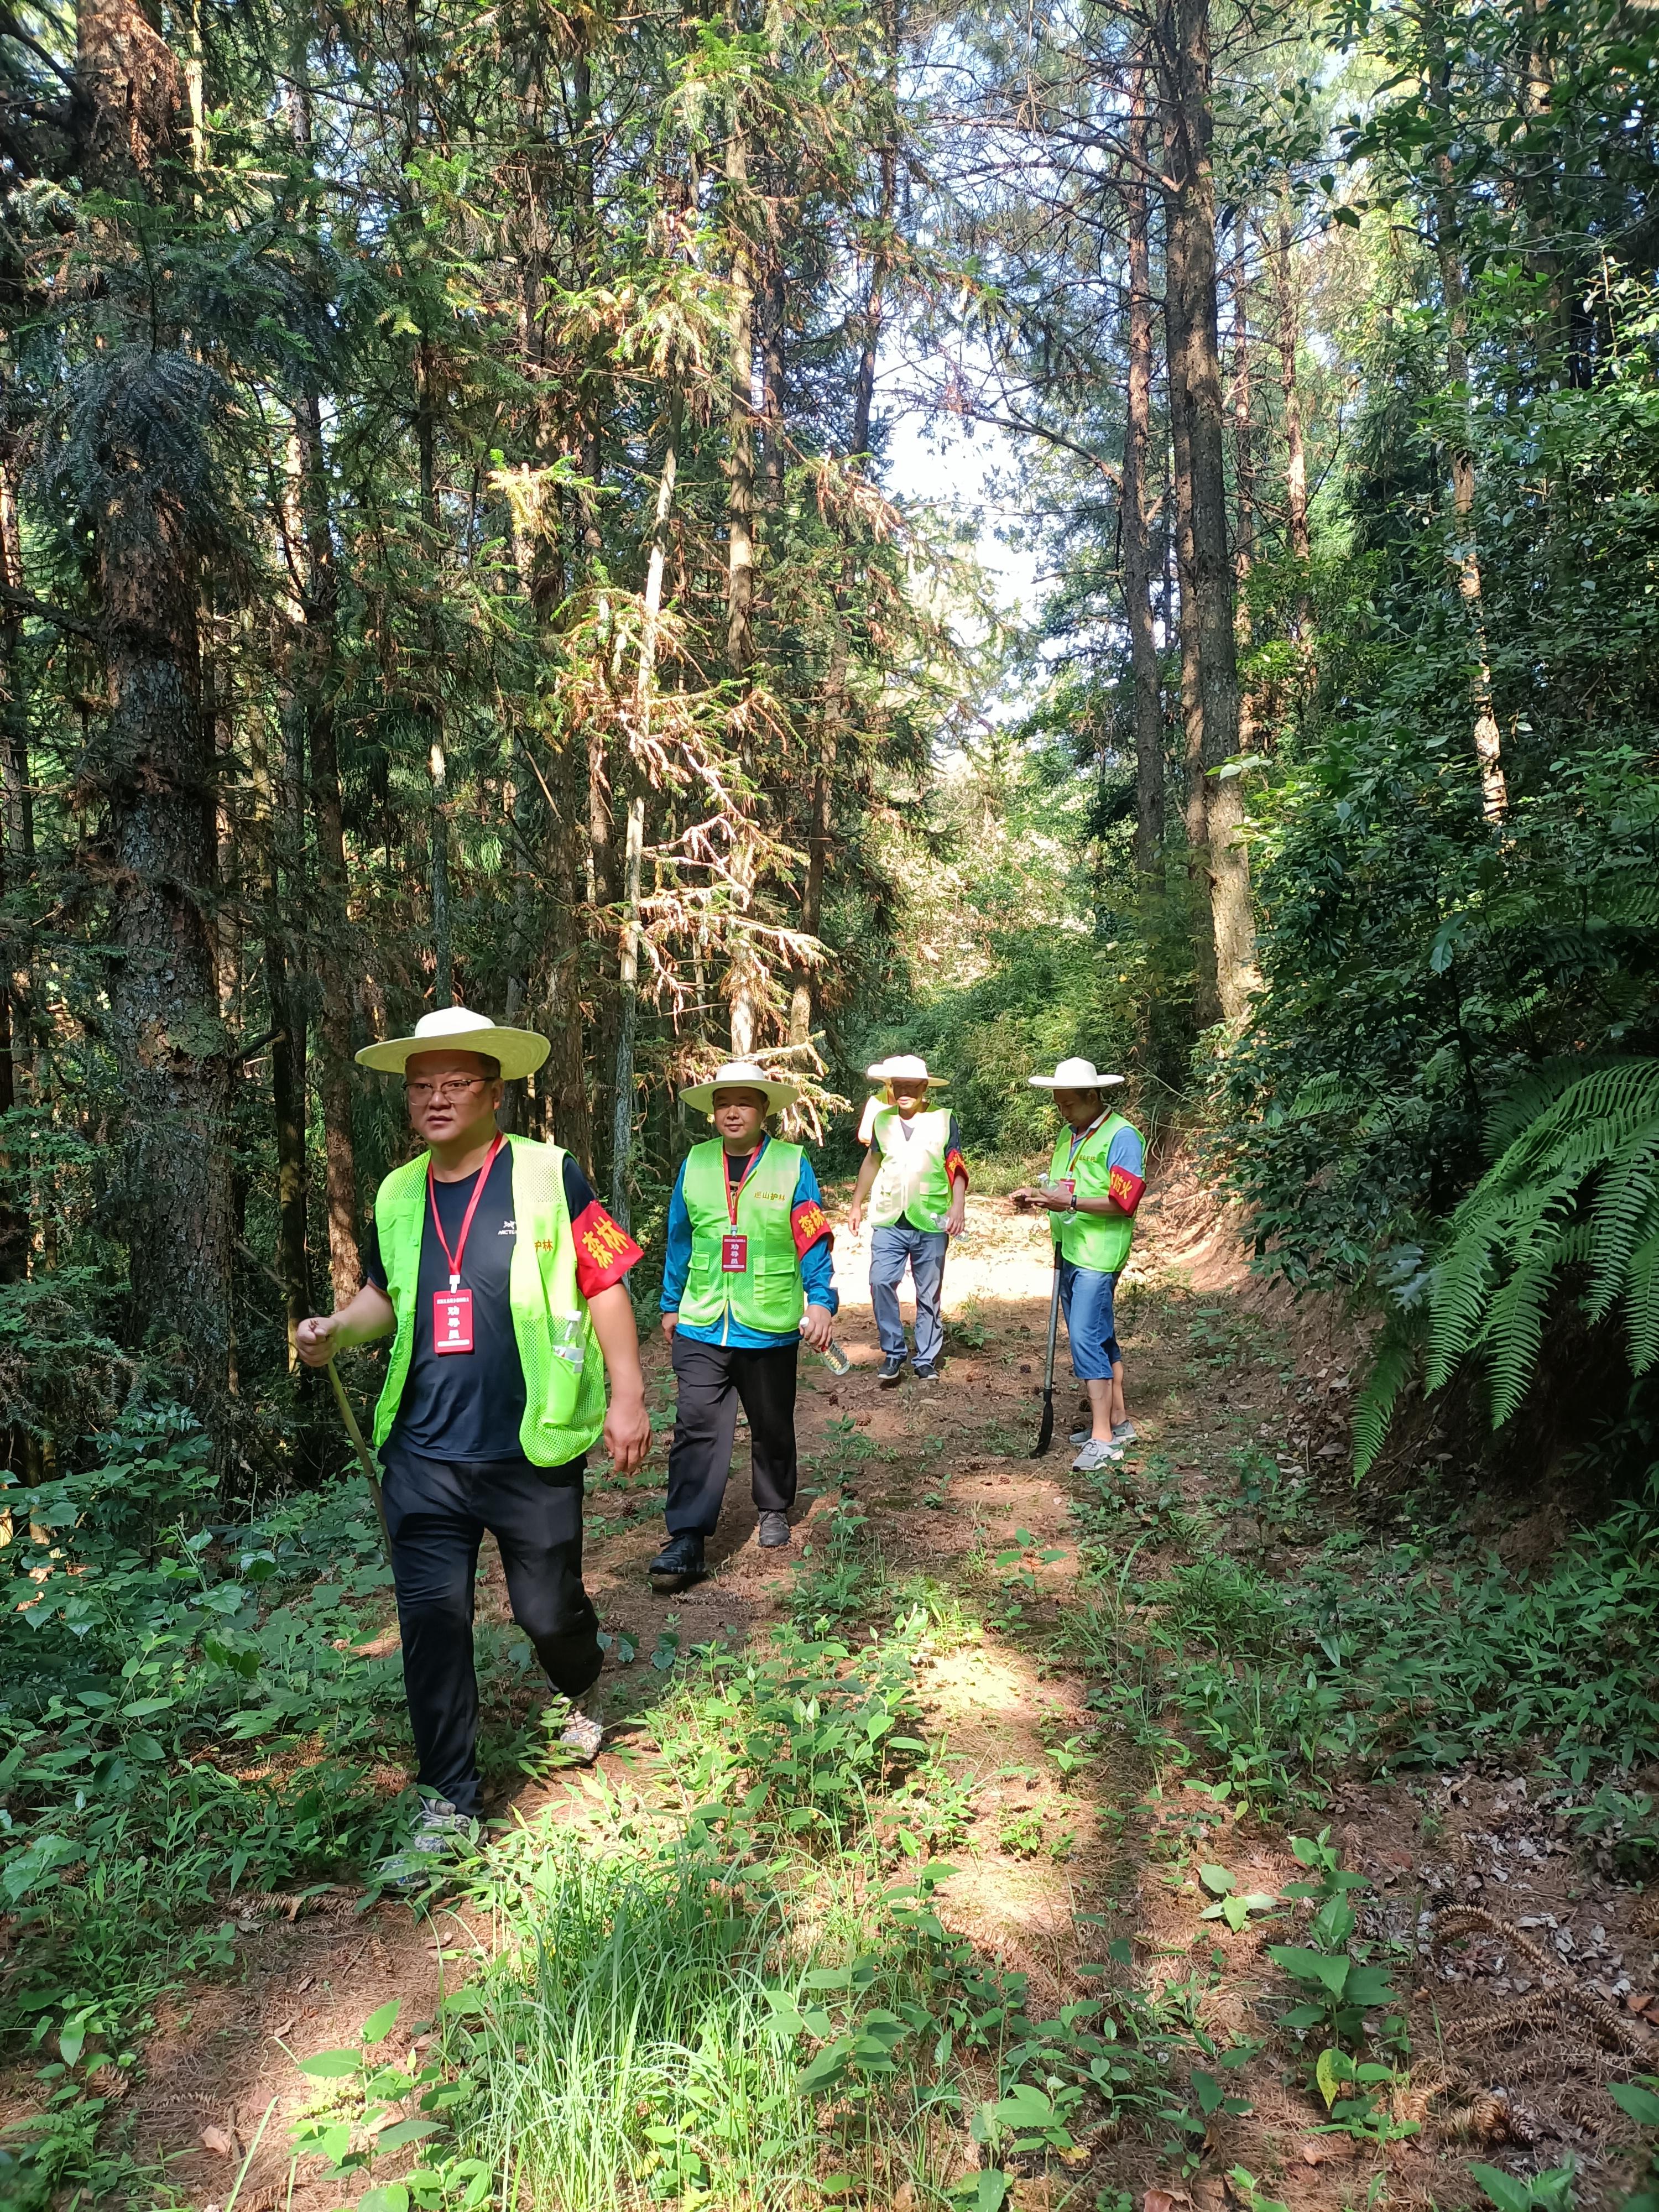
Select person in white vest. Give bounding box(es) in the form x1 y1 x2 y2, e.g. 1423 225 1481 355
1011 1056 1146 1471
847 1055 968 1385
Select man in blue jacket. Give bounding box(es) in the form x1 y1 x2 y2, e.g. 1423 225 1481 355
649 1059 837 1589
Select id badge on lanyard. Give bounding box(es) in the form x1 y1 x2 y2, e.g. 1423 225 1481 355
429 1135 502 1355
721 1143 765 1275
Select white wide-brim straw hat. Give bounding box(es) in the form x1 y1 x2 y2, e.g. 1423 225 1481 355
356 1005 551 1081
1028 1055 1126 1091
679 1058 802 1116
867 1054 947 1086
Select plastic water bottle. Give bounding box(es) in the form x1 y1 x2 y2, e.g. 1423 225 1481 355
821 1339 851 1377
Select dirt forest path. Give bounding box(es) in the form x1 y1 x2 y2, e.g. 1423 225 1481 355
136 1182 1657 2212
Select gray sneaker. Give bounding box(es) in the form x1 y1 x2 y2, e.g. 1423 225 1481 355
1112 1419 1138 1444
758 1511 791 1548
380 1796 470 1888
1071 1437 1124 1473
559 1709 604 1763
1070 1427 1091 1447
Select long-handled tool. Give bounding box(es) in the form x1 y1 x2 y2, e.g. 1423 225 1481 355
1031 1246 1062 1457
326 1359 392 1559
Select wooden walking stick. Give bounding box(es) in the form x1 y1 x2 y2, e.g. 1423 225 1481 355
1031 1246 1062 1457
326 1359 392 1559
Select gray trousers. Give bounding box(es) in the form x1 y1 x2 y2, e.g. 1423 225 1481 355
869 1222 948 1368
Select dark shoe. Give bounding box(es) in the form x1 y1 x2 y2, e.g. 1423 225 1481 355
877 1354 906 1385
649 1531 706 1587
757 1511 791 1549
914 1363 940 1384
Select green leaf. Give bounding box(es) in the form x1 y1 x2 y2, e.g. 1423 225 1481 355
1266 1944 1350 1997
374 2118 440 2150
357 2188 410 2212
362 1998 401 2044
1198 1863 1236 1896
1611 2082 1659 2128
1470 2166 1536 2212
298 2047 363 2078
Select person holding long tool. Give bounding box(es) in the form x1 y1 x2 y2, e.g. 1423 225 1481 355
648 1059 837 1591
1012 1056 1146 1472
296 1006 651 1870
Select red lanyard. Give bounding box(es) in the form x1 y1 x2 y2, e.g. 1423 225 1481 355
1067 1112 1109 1166
724 1138 768 1224
428 1134 503 1292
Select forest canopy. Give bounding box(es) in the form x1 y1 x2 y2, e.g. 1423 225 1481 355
0 0 1652 1489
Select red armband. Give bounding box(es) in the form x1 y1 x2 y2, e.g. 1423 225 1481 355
790 1199 832 1258
1107 1165 1145 1215
945 1146 969 1191
570 1200 644 1297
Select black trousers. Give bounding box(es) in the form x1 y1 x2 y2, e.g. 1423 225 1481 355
381 1448 602 1818
665 1334 799 1537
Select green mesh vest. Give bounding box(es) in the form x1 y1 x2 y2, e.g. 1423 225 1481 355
677 1137 805 1335
1049 1114 1141 1275
371 1135 607 1465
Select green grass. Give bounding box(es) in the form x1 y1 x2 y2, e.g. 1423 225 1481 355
1067 1442 1659 1819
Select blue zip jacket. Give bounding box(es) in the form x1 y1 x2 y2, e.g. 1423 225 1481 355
661 1145 838 1348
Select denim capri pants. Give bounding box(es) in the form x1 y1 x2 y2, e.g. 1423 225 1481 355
1058 1257 1120 1380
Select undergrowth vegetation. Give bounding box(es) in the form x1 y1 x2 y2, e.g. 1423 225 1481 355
1064 1303 1659 1845
261 1618 1225 2212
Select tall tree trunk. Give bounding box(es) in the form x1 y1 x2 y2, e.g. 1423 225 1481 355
1123 64 1164 879
1271 203 1311 575
724 113 758 681
0 397 32 1287
1161 0 1254 1023
1428 39 1509 821
290 71 361 1297
611 393 680 1228
78 0 236 1416
1164 242 1217 1023
264 659 311 1362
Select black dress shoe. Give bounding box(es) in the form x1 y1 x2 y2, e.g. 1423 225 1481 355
649 1531 706 1585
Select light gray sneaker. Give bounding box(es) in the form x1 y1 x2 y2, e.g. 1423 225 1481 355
1112 1420 1138 1444
1070 1427 1091 1447
380 1795 471 1888
757 1510 792 1548
559 1709 605 1764
1071 1437 1124 1473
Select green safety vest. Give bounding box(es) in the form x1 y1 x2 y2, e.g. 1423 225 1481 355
868 1107 955 1233
1049 1114 1141 1276
678 1137 805 1335
371 1135 607 1467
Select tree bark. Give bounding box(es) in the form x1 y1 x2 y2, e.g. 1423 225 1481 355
1160 0 1254 1023
611 393 680 1229
724 111 758 681
1271 204 1311 574
77 0 236 1414
1123 64 1164 879
289 71 361 1297
1427 34 1509 821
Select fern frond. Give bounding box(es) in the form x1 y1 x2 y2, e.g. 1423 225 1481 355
1585 1137 1659 1318
1421 1058 1659 1432
1353 1314 1427 1481
1481 1260 1554 1427
1626 1233 1659 1376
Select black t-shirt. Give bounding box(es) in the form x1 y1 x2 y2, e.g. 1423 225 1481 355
364 1149 607 1465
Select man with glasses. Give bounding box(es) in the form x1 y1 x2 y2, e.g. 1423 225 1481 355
296 1006 651 1872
